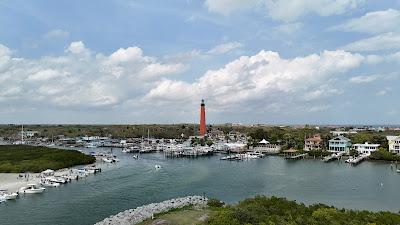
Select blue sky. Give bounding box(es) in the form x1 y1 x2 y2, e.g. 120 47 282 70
0 0 399 124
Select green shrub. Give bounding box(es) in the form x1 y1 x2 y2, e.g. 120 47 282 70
207 198 225 208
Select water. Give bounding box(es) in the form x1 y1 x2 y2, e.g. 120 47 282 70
0 148 399 225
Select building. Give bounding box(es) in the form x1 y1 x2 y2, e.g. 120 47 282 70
328 136 352 153
253 139 281 154
304 134 322 151
18 130 39 138
352 142 380 155
199 99 206 136
387 136 400 154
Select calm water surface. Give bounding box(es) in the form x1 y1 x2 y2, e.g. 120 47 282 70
0 147 399 225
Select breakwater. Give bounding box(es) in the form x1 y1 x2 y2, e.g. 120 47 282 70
94 196 208 225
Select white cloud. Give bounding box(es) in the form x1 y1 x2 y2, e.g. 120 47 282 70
0 42 186 109
266 0 364 22
349 74 380 83
273 22 303 35
204 0 261 15
204 0 364 22
0 44 11 68
66 41 89 55
145 49 363 112
207 42 243 54
139 63 186 79
331 9 400 34
44 29 70 39
342 32 400 52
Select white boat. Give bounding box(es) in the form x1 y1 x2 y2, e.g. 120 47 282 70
132 155 139 159
155 165 161 170
102 157 113 163
397 169 400 173
19 184 45 194
0 196 5 203
45 176 67 184
244 152 264 159
0 191 18 200
41 180 60 187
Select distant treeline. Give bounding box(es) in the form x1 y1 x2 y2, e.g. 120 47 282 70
1 125 399 150
207 196 400 225
248 126 398 150
0 145 95 173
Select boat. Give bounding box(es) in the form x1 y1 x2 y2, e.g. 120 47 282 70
155 165 161 170
140 146 154 153
19 184 45 194
244 152 264 159
0 196 5 203
132 155 139 159
220 155 242 161
41 180 60 187
0 190 18 200
102 157 113 163
45 176 67 184
397 169 400 173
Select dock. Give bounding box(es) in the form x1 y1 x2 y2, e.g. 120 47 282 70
322 152 345 162
285 153 308 160
345 154 368 165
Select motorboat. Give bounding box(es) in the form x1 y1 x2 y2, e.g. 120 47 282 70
155 165 161 170
19 184 45 194
244 152 264 159
220 155 242 161
132 155 139 159
102 157 113 163
45 176 67 184
41 180 60 187
140 146 154 153
84 165 101 174
397 169 400 173
0 190 18 200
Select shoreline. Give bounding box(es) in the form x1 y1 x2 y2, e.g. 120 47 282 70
0 163 99 193
94 196 208 225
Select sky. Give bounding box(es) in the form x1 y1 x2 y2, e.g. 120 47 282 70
0 0 399 125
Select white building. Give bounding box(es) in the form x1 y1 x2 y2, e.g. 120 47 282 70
387 136 400 154
19 130 39 138
253 139 281 154
352 142 380 155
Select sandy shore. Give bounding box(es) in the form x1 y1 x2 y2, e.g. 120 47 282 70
0 173 41 192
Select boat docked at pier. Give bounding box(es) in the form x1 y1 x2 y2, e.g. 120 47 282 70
19 184 45 194
0 190 18 200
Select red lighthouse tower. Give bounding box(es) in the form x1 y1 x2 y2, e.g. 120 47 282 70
199 99 206 136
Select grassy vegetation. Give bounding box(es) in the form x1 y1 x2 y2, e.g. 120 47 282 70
0 145 95 173
138 205 213 225
136 196 400 225
207 196 400 225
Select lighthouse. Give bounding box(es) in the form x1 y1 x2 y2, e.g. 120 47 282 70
199 99 206 136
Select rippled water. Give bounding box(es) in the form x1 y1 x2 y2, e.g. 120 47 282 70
0 148 399 225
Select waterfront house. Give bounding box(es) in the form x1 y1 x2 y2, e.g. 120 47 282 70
18 130 39 138
352 142 380 155
304 134 322 151
328 136 351 153
253 139 281 154
387 136 400 154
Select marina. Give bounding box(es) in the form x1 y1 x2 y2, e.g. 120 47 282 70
1 147 400 225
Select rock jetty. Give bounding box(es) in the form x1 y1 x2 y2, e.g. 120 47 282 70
94 195 208 225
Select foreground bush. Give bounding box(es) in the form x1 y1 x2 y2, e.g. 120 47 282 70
207 196 400 225
0 145 95 173
207 198 225 208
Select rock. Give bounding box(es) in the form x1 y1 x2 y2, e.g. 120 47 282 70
94 196 208 225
